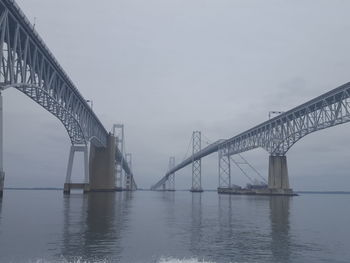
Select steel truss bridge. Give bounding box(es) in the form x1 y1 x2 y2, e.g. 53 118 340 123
0 0 136 192
152 82 350 191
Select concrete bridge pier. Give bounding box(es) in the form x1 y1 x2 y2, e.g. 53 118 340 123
64 134 117 194
268 155 295 195
89 134 117 192
64 144 90 194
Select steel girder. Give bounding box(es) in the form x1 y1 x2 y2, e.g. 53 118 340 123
0 0 107 147
222 82 350 157
152 82 350 189
151 139 226 190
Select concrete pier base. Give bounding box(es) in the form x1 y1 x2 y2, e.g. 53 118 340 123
63 183 90 194
268 155 295 195
0 171 4 198
89 134 117 191
190 188 203 193
217 155 297 196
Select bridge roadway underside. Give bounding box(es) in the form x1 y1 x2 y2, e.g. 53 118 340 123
64 134 117 194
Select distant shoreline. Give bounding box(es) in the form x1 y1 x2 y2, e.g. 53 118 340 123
4 187 62 190
296 191 350 194
3 188 350 194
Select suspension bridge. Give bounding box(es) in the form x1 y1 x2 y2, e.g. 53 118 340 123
152 82 350 195
1 0 350 197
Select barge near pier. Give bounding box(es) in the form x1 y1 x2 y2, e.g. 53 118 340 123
218 183 297 196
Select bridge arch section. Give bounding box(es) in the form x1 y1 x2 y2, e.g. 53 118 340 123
0 0 108 147
0 0 135 196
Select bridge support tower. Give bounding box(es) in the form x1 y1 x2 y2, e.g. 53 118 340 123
268 155 294 195
191 131 203 192
89 134 117 192
64 144 90 194
167 156 175 191
218 149 231 189
125 153 136 191
113 124 124 190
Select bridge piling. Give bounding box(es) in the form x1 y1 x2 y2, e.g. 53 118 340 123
268 155 289 189
89 134 117 192
64 144 89 194
267 155 295 195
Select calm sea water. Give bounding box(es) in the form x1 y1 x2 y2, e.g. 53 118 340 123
0 190 349 263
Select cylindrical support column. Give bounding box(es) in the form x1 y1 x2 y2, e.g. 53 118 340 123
0 92 4 198
268 155 290 190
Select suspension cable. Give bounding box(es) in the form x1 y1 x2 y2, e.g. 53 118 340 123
182 134 193 162
238 154 267 184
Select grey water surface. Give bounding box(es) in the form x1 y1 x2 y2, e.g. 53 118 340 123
0 190 349 263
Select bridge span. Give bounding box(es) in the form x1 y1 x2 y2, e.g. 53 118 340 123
152 82 350 195
0 0 136 197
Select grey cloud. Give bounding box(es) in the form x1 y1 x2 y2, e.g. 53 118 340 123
4 0 350 190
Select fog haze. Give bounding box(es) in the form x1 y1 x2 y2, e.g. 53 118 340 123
4 0 350 190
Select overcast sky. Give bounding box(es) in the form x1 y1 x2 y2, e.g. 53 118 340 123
3 0 350 190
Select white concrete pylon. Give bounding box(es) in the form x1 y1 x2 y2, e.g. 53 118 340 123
65 144 89 184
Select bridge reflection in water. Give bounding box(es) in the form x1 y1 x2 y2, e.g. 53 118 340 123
269 196 292 262
60 192 133 261
186 194 293 262
0 199 2 225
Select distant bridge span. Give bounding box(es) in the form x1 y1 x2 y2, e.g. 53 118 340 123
152 82 350 193
151 139 225 190
0 0 136 196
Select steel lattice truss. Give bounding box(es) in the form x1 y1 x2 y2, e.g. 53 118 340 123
125 153 137 190
191 131 202 191
218 147 230 188
151 139 225 190
0 0 107 146
221 82 350 157
167 156 175 190
152 82 350 189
